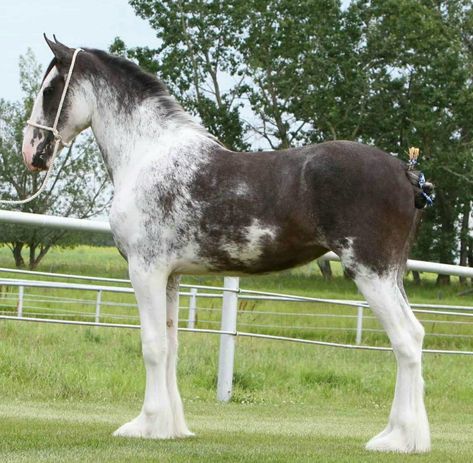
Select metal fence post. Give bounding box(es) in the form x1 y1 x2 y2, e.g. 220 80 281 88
217 276 239 402
356 305 364 345
17 285 24 318
95 290 102 323
188 287 197 329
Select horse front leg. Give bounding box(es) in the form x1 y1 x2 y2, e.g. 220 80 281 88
113 262 174 439
166 274 194 437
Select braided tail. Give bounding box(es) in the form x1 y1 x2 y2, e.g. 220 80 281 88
405 169 434 209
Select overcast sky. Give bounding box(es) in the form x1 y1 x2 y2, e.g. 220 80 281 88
0 0 159 102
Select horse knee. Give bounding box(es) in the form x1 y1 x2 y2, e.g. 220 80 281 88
142 338 167 367
392 332 423 367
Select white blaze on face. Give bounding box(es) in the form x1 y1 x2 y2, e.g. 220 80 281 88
21 67 59 171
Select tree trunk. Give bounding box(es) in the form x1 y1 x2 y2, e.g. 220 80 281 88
412 270 421 286
28 244 37 270
29 244 52 270
435 192 455 286
12 243 25 268
459 202 471 285
436 274 450 286
317 260 332 280
468 235 473 286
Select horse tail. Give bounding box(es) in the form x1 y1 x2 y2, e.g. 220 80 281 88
405 168 434 209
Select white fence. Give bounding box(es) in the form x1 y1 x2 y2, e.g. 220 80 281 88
1 210 473 402
2 269 473 401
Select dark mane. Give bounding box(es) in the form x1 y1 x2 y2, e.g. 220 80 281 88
82 48 218 141
84 48 170 100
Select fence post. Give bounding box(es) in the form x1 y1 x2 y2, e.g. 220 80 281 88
95 290 102 324
17 285 24 318
356 305 364 345
217 276 239 402
188 288 197 329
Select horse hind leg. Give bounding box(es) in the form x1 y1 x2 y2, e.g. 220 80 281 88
346 261 430 453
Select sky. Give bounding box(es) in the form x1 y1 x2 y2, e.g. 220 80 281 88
0 0 159 102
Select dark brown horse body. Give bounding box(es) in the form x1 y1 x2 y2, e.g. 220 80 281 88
192 141 423 275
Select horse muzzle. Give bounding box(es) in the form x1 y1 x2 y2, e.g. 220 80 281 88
31 151 50 171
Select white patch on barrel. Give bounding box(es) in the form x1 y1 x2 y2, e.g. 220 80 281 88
222 219 276 263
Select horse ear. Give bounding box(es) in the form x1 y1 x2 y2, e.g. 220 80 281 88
44 34 73 72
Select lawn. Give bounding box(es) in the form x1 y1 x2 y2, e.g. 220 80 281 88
0 245 472 462
1 321 473 462
2 401 473 463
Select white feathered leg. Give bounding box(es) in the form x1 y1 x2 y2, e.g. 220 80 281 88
355 272 430 453
166 274 194 437
113 263 174 439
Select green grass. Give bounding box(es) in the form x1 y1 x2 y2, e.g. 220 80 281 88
0 245 472 461
2 401 473 462
1 322 473 462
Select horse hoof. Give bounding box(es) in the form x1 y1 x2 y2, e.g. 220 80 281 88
366 427 431 453
113 416 174 440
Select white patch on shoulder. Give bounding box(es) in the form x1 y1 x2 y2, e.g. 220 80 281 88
221 219 276 263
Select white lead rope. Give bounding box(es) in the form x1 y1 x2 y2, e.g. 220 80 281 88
0 48 83 205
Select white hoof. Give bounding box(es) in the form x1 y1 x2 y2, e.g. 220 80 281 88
113 413 174 440
175 428 195 438
366 425 431 453
113 413 195 440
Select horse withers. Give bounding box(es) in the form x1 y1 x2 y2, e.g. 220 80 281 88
20 36 433 453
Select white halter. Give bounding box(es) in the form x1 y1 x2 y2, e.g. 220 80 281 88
0 48 82 205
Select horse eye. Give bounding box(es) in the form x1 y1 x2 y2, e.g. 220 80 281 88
43 87 54 97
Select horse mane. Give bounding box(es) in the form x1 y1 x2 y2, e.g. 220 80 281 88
83 48 221 144
85 49 169 100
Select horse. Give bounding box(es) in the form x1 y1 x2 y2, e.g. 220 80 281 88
21 36 434 453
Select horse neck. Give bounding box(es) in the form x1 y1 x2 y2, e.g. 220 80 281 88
88 83 209 186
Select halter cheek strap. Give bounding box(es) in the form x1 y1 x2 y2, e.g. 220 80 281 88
0 47 82 205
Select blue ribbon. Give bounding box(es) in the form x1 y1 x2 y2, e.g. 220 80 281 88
418 172 433 206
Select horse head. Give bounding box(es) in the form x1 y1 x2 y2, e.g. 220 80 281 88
22 36 90 172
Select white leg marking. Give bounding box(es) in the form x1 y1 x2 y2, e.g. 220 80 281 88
166 275 194 437
355 271 430 453
113 263 174 439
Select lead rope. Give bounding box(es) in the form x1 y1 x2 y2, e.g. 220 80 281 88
0 48 82 205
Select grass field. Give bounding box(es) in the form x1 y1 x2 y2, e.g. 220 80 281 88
0 245 472 462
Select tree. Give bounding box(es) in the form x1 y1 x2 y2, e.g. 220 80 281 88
117 1 250 151
0 50 112 269
121 0 472 281
354 0 473 283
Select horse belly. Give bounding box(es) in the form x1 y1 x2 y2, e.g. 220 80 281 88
189 218 328 275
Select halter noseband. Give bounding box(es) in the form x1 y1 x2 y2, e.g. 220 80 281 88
0 48 82 205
